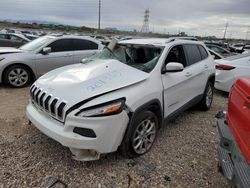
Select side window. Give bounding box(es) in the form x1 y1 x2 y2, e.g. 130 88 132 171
73 39 98 51
184 44 202 66
165 45 187 67
48 39 74 53
0 34 7 39
198 45 208 60
9 35 23 42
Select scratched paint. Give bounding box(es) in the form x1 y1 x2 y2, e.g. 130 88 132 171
87 70 122 92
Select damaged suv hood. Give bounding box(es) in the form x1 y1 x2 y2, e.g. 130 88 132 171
34 59 149 110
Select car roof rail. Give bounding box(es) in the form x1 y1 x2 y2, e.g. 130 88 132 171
167 37 198 43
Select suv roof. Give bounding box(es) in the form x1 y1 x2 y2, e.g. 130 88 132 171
119 37 201 47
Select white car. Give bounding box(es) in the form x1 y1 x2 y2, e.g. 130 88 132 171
215 53 250 92
26 38 215 161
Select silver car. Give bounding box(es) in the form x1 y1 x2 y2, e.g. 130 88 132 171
0 33 31 47
0 35 102 87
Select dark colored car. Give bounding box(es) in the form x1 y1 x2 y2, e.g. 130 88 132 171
0 33 30 47
206 44 236 57
216 77 250 188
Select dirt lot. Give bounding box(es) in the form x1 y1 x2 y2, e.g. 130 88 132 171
0 86 228 188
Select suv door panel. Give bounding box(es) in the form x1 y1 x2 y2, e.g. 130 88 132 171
183 44 207 96
162 45 191 117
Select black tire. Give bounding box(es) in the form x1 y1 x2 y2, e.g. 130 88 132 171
199 82 214 111
3 65 32 88
120 111 159 158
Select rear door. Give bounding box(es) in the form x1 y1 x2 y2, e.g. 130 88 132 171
35 39 74 76
183 44 208 98
72 39 99 63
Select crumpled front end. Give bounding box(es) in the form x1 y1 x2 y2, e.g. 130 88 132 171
27 100 129 161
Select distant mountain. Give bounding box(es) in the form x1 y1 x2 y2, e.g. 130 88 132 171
2 19 62 25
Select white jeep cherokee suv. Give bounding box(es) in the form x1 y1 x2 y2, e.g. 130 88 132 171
26 38 215 161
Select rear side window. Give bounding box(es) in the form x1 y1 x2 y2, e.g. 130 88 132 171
0 34 7 39
198 45 208 59
184 44 202 66
48 39 74 52
73 39 98 51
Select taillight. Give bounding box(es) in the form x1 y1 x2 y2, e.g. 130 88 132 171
215 64 236 70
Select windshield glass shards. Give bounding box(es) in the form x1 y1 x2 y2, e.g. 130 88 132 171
82 44 163 73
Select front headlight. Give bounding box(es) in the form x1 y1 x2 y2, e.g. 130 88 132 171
76 98 126 117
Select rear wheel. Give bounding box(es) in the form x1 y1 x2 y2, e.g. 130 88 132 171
3 65 32 88
199 82 214 111
120 111 158 158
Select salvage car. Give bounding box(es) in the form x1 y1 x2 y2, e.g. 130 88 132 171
215 53 250 92
0 33 30 47
26 38 215 161
216 77 250 188
206 44 236 58
0 35 102 87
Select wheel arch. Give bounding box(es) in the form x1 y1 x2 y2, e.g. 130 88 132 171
208 73 215 85
2 63 36 84
119 99 163 157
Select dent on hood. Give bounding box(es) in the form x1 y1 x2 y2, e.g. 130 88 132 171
86 70 122 92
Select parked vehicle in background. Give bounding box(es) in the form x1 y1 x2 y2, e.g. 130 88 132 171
0 33 30 47
206 44 236 57
205 42 229 50
24 34 39 41
26 38 215 161
243 44 250 54
230 43 245 53
208 49 224 60
91 35 111 45
216 77 250 188
0 35 102 87
215 53 250 92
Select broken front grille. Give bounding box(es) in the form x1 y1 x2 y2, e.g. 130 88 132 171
30 84 67 122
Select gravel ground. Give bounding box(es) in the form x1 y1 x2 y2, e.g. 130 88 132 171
0 85 229 188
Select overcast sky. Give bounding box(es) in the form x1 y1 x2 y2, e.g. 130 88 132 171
1 0 250 39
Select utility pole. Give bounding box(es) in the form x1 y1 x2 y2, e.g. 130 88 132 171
246 26 250 40
223 22 228 39
98 0 101 30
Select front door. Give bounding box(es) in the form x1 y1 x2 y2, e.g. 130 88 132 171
161 45 191 117
35 39 74 76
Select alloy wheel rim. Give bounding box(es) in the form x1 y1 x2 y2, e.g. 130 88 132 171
206 85 213 107
132 118 156 154
8 68 28 87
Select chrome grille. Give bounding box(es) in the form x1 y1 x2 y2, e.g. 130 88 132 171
30 85 67 122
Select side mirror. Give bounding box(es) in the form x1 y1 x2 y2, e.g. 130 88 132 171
162 62 184 74
41 47 51 55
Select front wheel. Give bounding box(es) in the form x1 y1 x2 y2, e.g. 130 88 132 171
120 111 158 158
199 82 214 111
3 65 32 88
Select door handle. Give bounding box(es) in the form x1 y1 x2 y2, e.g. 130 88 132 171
185 72 192 77
204 65 209 69
64 53 73 57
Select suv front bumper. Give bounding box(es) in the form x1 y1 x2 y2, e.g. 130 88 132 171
26 102 129 161
217 115 250 188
